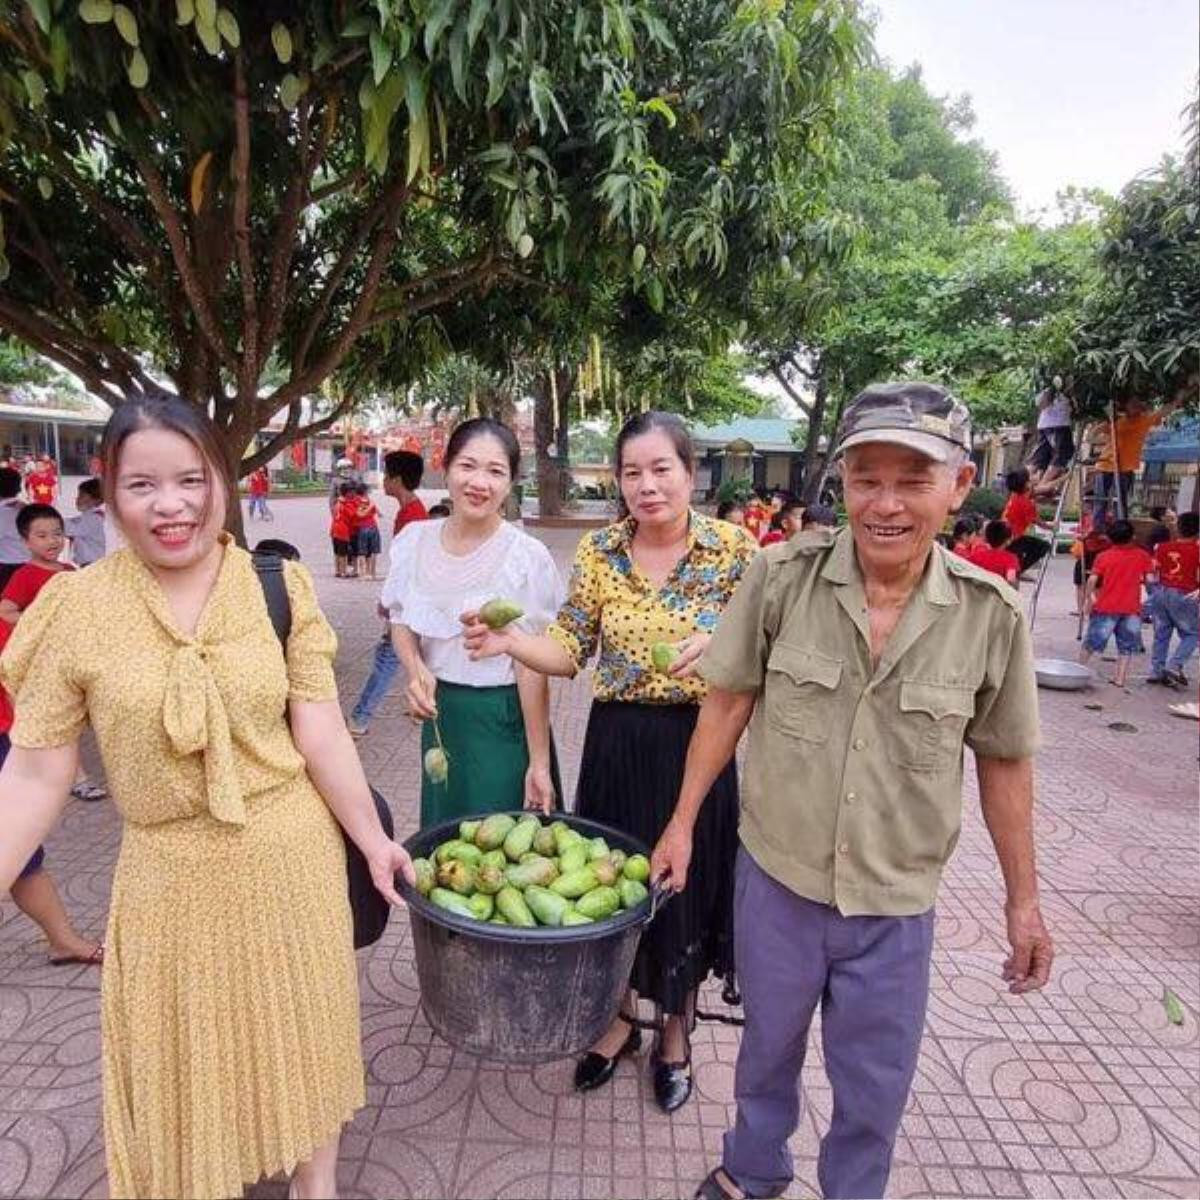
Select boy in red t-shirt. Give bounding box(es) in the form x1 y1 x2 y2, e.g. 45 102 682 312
384 449 428 534
0 503 74 627
1002 468 1049 576
351 483 381 580
950 516 982 558
1148 510 1199 688
330 482 358 578
1079 519 1155 687
967 520 1020 588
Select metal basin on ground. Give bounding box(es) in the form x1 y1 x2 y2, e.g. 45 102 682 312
399 813 659 1063
1035 658 1094 690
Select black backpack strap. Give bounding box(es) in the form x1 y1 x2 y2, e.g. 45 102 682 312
252 551 292 647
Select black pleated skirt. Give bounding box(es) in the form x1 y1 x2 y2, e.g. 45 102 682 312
575 700 739 1015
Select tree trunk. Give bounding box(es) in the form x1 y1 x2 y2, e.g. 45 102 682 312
533 365 574 518
800 359 830 504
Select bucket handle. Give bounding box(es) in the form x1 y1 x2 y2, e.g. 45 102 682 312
649 881 673 920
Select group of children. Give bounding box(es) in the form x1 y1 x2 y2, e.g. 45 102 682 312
330 481 383 579
716 494 838 544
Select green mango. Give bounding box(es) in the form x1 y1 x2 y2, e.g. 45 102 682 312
489 912 509 925
525 885 569 927
553 824 585 856
496 885 537 928
430 887 475 918
444 842 482 865
558 843 588 874
459 819 481 843
434 838 467 865
591 857 619 887
423 745 449 783
412 857 435 896
436 859 477 895
562 909 594 927
468 892 495 921
550 866 598 899
587 837 611 861
479 597 524 629
476 813 517 850
480 849 508 870
504 856 559 890
504 815 540 861
576 885 620 921
619 878 649 909
609 849 628 874
651 641 679 673
623 853 651 883
475 863 505 895
533 826 557 857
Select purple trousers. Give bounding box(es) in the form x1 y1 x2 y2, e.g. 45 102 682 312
723 848 934 1199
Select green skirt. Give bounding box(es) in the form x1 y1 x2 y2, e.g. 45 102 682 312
419 680 562 829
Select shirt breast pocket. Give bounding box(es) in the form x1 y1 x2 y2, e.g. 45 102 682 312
888 679 975 772
765 644 843 744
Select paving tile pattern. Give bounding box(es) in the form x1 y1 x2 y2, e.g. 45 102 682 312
1 498 1196 1199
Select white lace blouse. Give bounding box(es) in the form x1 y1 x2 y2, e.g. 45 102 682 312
380 519 564 687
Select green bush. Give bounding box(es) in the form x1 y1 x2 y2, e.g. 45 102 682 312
961 487 1006 519
716 477 755 505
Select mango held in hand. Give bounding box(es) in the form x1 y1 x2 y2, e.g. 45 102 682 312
479 598 524 630
475 813 517 851
424 746 449 784
651 641 679 673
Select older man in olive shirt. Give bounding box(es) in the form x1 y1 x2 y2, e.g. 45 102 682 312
653 382 1054 1200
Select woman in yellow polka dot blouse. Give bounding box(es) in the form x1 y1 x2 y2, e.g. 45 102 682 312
464 411 758 1114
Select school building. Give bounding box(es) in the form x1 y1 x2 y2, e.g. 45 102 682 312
0 395 109 473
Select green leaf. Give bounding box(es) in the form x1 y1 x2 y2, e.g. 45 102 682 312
484 36 505 108
424 0 456 59
643 97 676 129
312 38 335 70
176 0 194 25
1164 987 1185 1026
27 0 51 36
79 0 113 24
22 70 46 107
467 0 489 48
341 14 372 39
126 48 149 89
37 175 53 200
448 17 468 102
370 30 393 84
195 0 216 25
216 8 240 49
271 23 293 65
403 60 428 182
279 73 302 112
49 25 69 92
112 4 138 46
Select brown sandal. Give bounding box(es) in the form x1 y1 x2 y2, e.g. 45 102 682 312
695 1168 747 1200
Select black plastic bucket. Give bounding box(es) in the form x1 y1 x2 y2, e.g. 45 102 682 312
399 812 661 1063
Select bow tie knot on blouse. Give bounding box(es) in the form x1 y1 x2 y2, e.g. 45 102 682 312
162 642 246 826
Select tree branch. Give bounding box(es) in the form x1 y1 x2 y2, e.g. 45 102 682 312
769 361 813 414
240 390 361 475
232 52 258 403
365 255 502 328
134 153 236 371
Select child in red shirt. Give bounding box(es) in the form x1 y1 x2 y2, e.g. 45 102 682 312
351 483 381 581
1002 468 1049 576
330 482 358 578
25 456 57 504
1079 519 1155 687
1148 510 1199 687
950 516 982 558
967 520 1020 588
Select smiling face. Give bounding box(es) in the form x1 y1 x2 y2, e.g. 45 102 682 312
618 429 694 528
444 432 512 520
111 428 227 571
840 443 975 579
23 516 65 564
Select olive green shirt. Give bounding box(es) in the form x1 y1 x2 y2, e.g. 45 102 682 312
701 527 1040 917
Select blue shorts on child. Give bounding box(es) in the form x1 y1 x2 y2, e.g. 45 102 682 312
1084 612 1143 656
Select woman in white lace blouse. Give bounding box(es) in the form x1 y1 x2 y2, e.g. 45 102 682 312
380 419 564 827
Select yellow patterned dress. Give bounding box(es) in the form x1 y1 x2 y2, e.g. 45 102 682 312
0 537 364 1199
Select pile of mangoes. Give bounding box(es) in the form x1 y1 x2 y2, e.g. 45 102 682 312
411 813 652 929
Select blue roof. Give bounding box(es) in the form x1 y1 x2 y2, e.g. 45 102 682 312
1144 417 1199 464
688 416 800 452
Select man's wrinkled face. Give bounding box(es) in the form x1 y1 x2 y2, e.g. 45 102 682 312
840 443 975 577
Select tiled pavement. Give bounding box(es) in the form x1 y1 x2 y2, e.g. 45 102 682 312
0 496 1196 1199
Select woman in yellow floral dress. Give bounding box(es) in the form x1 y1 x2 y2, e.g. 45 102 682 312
463 411 758 1113
0 399 413 1200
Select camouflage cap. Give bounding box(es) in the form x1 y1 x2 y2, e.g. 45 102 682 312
835 381 971 464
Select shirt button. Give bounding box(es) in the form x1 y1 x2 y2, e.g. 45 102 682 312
838 843 850 855
853 738 866 751
845 792 857 804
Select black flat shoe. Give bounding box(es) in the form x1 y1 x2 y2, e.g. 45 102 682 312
652 1053 693 1112
574 1021 641 1092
